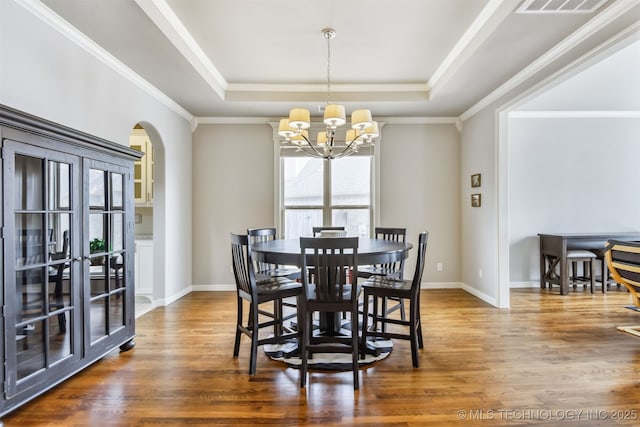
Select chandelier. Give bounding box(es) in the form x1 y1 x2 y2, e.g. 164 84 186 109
278 28 379 160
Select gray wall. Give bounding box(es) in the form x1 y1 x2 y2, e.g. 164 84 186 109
191 122 462 288
192 124 276 288
1 1 194 304
508 117 640 284
508 39 640 285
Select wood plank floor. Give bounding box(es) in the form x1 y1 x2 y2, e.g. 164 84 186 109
3 288 640 426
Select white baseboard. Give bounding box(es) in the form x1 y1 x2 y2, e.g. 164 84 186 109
421 281 463 289
192 284 236 292
168 281 500 308
460 283 497 307
510 281 539 288
151 285 194 307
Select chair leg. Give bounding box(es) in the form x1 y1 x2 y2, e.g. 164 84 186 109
233 297 243 357
300 309 309 388
249 303 260 375
415 297 424 349
409 297 419 368
360 291 370 359
371 295 380 332
274 299 283 336
57 312 66 333
380 297 388 332
351 307 359 390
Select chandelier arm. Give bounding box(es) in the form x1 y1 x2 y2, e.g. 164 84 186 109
341 133 364 152
296 145 325 159
299 132 326 157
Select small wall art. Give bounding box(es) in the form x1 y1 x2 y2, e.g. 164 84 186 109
471 173 481 188
471 193 481 207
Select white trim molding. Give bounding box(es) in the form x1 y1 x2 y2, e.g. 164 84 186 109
460 0 640 122
17 0 194 123
509 110 640 118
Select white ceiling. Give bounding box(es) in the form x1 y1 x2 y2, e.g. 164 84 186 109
37 0 640 120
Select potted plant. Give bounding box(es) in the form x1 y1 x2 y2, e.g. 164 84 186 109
89 238 106 265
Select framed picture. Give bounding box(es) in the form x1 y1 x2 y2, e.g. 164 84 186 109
471 193 481 207
471 173 481 188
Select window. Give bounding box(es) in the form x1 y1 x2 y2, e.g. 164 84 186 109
281 155 373 239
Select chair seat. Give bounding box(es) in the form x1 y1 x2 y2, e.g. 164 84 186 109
256 278 302 295
358 265 402 279
256 266 300 280
567 250 597 259
363 277 411 292
305 283 359 302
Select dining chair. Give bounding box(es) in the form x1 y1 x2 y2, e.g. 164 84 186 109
361 231 428 368
604 239 640 337
48 230 70 333
605 240 640 307
299 236 361 389
230 233 303 375
248 227 301 324
247 227 300 281
312 226 346 237
357 227 407 326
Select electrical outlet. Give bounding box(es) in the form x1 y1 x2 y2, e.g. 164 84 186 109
479 269 483 279
436 262 443 272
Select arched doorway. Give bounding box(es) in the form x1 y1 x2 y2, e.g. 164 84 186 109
129 123 156 316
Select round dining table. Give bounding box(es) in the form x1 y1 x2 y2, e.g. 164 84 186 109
250 237 412 267
251 237 413 337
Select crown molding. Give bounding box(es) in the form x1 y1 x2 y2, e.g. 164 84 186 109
195 116 458 128
19 0 194 123
460 0 640 122
134 0 227 100
427 0 519 95
508 110 640 118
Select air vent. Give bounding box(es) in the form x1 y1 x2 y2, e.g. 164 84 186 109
516 0 608 14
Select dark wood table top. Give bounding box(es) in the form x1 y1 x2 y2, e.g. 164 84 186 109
538 232 640 239
251 237 413 266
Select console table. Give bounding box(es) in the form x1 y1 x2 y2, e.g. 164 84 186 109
538 232 640 295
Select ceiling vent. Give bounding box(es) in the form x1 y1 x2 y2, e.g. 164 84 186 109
516 0 608 13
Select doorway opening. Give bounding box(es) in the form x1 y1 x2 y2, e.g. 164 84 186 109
130 124 154 317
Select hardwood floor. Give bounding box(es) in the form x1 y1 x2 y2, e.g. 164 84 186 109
3 287 640 426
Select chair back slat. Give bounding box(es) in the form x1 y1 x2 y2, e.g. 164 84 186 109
300 237 358 303
606 240 640 289
312 226 346 237
247 227 277 274
374 227 407 279
605 240 640 307
411 232 429 295
231 233 256 298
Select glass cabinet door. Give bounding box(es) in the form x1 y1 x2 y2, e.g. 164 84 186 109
2 140 81 397
84 159 133 355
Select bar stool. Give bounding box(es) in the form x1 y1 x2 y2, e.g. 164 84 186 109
567 250 596 293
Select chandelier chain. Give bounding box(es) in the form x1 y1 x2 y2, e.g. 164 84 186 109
326 30 332 105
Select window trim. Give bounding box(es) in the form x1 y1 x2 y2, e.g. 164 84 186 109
272 121 382 238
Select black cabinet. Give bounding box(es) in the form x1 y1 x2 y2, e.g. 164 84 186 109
0 105 141 416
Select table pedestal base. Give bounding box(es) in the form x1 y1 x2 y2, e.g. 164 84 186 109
265 339 392 370
264 320 393 370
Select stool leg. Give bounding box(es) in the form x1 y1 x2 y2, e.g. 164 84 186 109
590 259 595 293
